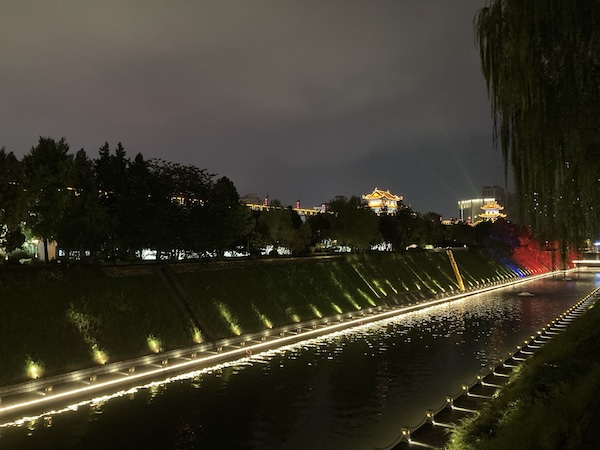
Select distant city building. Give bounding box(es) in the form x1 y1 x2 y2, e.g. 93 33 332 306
239 193 261 205
362 188 403 215
240 193 321 220
483 185 518 219
458 198 495 223
482 185 506 206
458 198 508 224
459 185 516 224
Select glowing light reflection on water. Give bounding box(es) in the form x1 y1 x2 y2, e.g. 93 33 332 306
1 272 598 450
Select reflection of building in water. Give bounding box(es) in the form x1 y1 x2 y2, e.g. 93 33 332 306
362 188 403 215
479 200 507 222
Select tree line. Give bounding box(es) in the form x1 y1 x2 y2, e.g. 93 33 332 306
1 137 529 263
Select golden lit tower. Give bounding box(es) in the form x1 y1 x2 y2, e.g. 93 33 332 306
479 200 506 222
362 188 403 215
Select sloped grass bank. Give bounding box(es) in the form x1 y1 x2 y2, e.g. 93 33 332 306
0 266 193 385
173 252 460 340
170 250 522 341
447 298 600 450
452 249 520 287
0 250 528 386
173 257 382 340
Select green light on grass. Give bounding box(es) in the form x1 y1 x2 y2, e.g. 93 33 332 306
216 302 242 335
252 303 273 328
26 358 43 379
372 280 387 296
385 280 398 294
147 335 162 353
309 304 323 318
422 280 436 293
344 292 361 310
92 344 108 364
331 303 343 314
285 307 301 323
191 326 203 344
67 304 108 363
432 280 445 292
357 288 377 306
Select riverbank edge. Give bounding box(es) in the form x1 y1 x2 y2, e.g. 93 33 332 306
0 249 550 387
387 277 600 449
0 270 558 424
443 277 600 450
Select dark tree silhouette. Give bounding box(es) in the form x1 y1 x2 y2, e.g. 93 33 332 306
328 196 380 252
23 137 73 262
56 149 110 260
0 148 28 255
475 1 600 258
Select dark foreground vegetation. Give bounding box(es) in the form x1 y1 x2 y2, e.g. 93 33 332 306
0 250 525 386
447 288 600 450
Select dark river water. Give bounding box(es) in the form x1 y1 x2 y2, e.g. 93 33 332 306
2 271 599 450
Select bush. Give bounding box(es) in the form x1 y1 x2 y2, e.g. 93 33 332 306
5 249 30 265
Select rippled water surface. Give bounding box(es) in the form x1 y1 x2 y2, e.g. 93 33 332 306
2 272 599 449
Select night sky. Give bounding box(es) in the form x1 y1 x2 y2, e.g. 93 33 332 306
0 1 509 218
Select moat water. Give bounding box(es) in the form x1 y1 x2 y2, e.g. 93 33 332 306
2 271 599 450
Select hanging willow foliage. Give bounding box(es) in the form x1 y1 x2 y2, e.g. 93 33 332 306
475 0 600 255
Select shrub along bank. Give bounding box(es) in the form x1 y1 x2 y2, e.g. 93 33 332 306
0 250 532 386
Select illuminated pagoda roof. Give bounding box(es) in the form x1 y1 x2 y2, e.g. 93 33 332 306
479 200 506 221
362 188 403 214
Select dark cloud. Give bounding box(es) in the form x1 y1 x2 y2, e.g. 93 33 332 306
0 0 505 218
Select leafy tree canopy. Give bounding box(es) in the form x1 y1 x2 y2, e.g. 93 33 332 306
475 0 600 252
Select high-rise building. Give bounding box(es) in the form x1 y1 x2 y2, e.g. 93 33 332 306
483 185 506 207
458 198 496 223
458 185 516 224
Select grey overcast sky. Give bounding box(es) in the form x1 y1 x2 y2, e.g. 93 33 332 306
0 1 508 218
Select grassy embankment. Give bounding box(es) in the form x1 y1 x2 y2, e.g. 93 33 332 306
0 250 524 387
447 291 600 450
